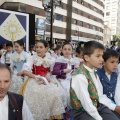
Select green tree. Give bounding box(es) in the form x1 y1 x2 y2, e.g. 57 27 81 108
113 34 120 41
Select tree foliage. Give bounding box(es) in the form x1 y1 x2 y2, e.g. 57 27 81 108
113 34 120 41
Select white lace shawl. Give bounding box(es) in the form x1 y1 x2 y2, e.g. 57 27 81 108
22 53 55 72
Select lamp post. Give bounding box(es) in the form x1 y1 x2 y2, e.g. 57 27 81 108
42 0 61 48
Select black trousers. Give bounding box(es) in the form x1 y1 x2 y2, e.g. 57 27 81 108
71 103 120 120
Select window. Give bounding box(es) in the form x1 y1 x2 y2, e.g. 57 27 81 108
88 15 90 19
46 25 50 32
88 4 91 9
106 12 110 16
56 14 63 21
99 28 101 32
81 0 84 5
74 19 77 25
94 7 97 12
87 35 89 38
93 0 98 3
81 11 84 16
75 8 78 14
56 27 62 34
93 26 97 30
112 19 116 21
100 10 102 15
80 21 83 26
93 35 96 39
94 17 97 21
87 24 90 28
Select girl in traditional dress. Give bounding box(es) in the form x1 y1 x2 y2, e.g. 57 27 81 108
20 40 66 120
51 45 62 59
73 46 84 69
9 40 30 93
52 43 76 109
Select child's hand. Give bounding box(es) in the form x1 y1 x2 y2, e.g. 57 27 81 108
48 79 54 83
64 69 72 73
115 106 120 114
17 72 24 76
38 79 44 85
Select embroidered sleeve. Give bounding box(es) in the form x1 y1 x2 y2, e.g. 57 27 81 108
22 56 34 72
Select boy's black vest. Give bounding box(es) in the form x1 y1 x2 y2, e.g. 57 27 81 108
8 92 23 120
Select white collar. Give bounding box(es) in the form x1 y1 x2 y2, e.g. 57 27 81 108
83 64 95 73
0 95 8 106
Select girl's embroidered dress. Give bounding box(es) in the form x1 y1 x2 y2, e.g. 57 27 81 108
20 53 66 120
53 56 75 109
9 51 30 93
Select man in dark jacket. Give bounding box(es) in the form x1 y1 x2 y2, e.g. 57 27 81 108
114 42 120 52
0 63 34 120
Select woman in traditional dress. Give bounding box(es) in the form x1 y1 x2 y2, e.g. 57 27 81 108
20 40 66 120
9 40 30 93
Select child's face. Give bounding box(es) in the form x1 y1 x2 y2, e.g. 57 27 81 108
36 42 47 57
62 45 73 58
14 43 23 53
103 57 119 74
84 48 104 69
77 52 83 59
7 46 13 52
56 48 62 55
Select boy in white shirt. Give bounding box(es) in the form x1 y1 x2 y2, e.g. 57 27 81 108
1 43 14 66
70 41 120 120
97 49 120 118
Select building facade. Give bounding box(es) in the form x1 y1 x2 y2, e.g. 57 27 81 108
104 0 120 38
103 25 111 45
71 0 104 43
0 0 104 44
